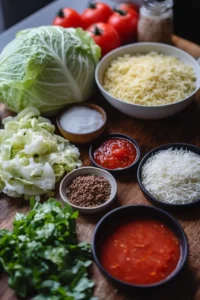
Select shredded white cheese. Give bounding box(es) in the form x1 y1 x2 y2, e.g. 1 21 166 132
141 148 200 204
103 52 196 106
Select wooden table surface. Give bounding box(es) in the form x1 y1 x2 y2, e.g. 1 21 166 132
0 35 200 300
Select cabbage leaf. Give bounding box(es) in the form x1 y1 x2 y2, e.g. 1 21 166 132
0 107 82 198
0 26 101 114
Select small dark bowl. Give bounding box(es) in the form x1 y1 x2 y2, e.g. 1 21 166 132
89 133 140 174
92 205 188 294
137 143 200 209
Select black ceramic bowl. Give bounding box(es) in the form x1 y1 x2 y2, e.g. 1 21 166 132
137 143 200 209
89 133 140 174
92 205 188 294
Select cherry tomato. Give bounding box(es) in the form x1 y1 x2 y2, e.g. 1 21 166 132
115 2 139 13
108 9 138 44
52 8 83 28
86 23 121 57
81 2 113 29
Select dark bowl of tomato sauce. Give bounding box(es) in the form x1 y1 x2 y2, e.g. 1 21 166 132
89 133 140 174
92 205 188 294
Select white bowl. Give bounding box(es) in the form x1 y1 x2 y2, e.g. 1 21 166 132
95 42 200 120
59 167 117 214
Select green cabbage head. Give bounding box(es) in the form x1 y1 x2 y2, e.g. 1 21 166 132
0 26 101 114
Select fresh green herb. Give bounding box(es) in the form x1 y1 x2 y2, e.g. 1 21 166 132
0 198 97 299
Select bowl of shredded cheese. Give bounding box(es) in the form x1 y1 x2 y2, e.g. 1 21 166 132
137 143 200 208
95 42 200 119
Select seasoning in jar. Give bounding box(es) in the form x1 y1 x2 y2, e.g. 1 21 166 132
137 0 173 43
66 175 111 207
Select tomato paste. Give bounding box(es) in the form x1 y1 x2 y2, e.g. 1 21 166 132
93 138 137 169
100 218 180 285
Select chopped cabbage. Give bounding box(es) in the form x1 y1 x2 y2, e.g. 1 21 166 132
0 107 82 198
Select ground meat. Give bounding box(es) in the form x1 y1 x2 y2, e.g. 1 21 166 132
66 175 111 207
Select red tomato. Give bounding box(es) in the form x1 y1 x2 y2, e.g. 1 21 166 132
115 2 139 13
108 9 138 44
52 8 82 28
81 2 113 29
86 23 121 57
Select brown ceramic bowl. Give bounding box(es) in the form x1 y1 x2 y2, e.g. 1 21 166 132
59 167 117 214
56 103 107 144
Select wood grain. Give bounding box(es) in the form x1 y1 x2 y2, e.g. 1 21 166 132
172 35 200 58
0 36 200 300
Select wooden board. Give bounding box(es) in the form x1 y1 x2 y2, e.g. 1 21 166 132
0 36 200 300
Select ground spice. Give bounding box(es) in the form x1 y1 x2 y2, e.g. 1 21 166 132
137 0 173 44
66 175 111 207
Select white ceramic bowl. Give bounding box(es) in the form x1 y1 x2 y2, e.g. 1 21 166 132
95 42 200 120
59 167 117 214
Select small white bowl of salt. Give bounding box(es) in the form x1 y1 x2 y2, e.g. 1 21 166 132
57 103 107 144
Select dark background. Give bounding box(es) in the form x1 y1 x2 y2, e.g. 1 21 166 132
1 0 200 45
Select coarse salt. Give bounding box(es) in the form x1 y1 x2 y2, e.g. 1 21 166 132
59 106 104 134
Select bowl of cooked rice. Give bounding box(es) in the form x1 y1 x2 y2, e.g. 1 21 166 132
95 42 200 119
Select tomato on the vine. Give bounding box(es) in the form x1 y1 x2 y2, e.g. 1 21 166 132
108 9 138 44
52 8 83 28
86 22 121 57
81 2 113 29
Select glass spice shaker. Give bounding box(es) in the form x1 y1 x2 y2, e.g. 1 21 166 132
137 0 173 44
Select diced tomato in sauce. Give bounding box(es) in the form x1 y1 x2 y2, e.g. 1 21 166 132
100 219 180 285
93 138 137 169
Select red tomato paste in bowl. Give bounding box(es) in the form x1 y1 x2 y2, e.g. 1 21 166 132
93 138 137 169
100 218 180 285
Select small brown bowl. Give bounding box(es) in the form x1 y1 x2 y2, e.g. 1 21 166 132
59 167 117 214
56 103 107 144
